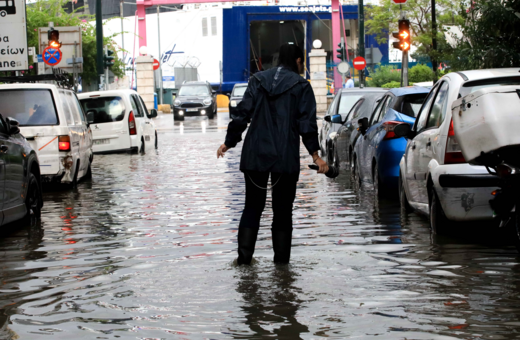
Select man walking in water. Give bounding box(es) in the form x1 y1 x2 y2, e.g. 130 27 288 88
217 43 328 265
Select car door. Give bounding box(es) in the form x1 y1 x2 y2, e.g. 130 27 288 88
137 95 154 146
336 98 364 166
3 120 25 222
66 91 89 174
321 93 340 153
130 94 146 142
403 84 440 205
0 117 10 224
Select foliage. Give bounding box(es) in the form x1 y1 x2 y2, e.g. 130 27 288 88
409 64 434 82
448 0 520 70
366 0 463 77
381 81 402 88
26 0 125 85
367 65 401 87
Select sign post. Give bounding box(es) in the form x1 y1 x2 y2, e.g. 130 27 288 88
0 0 28 71
353 56 367 88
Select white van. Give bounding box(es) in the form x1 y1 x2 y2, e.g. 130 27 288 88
78 90 158 154
0 84 93 185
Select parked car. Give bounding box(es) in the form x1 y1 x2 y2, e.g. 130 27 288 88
173 81 217 120
0 84 93 186
0 114 43 225
319 89 377 164
353 87 429 195
78 90 158 154
396 68 520 233
228 83 248 119
327 88 387 169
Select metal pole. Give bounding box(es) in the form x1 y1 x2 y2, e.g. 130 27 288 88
358 0 365 59
73 41 77 92
105 46 109 90
431 0 438 81
402 50 409 86
157 5 163 105
96 0 104 82
120 1 124 60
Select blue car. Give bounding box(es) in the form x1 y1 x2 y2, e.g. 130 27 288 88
353 87 430 196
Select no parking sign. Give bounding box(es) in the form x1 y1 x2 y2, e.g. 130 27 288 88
43 46 62 66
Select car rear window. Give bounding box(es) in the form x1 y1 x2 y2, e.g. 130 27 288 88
232 86 247 97
349 92 387 119
459 76 520 97
179 85 209 96
0 89 58 126
338 93 363 115
393 93 428 117
80 96 126 124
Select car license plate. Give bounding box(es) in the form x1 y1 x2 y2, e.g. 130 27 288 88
94 139 110 145
186 108 198 112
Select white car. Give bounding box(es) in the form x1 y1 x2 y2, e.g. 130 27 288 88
0 83 93 186
398 68 520 232
78 90 158 154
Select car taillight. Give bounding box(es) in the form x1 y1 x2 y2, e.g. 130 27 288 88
444 119 466 164
58 135 70 151
128 111 137 135
382 121 403 140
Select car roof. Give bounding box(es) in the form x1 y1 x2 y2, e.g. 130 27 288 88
234 83 248 87
183 81 208 86
77 89 138 99
0 83 61 90
453 68 520 82
339 87 388 94
389 86 430 97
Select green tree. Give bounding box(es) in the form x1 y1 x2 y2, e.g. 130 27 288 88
449 0 520 70
366 0 463 79
409 64 434 82
367 65 401 87
26 0 125 86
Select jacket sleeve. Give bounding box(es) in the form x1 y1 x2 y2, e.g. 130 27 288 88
224 80 256 148
297 82 320 155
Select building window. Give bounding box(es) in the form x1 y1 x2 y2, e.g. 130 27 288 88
202 17 208 37
211 17 217 36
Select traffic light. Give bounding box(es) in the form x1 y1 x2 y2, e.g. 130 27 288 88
104 49 115 69
392 19 411 51
336 42 346 61
47 28 61 48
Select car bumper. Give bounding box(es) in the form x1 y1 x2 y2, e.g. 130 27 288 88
174 106 212 117
377 138 407 189
431 164 498 221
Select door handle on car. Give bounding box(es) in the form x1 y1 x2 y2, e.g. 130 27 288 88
426 139 432 148
411 142 416 150
0 145 8 153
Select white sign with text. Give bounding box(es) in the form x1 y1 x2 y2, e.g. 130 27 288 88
0 0 28 71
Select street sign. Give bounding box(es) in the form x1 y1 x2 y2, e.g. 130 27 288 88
366 46 383 65
392 0 408 3
43 47 62 66
337 61 350 75
153 59 160 70
36 54 43 63
353 56 367 71
0 0 28 71
38 26 82 73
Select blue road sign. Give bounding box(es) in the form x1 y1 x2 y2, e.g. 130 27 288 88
37 54 43 63
43 47 62 66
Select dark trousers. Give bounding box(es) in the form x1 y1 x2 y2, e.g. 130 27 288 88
237 171 299 264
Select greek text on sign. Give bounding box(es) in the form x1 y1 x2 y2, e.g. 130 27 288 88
0 0 28 71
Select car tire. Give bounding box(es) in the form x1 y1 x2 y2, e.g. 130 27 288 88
429 186 450 234
207 111 215 119
352 154 361 188
155 131 158 149
399 174 413 213
85 162 92 180
373 163 382 197
25 173 41 219
332 147 339 169
140 139 145 154
174 114 184 121
70 161 79 188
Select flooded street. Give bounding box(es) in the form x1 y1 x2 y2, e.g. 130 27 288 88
2 112 520 339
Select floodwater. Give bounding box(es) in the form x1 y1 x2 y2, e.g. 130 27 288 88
1 112 520 340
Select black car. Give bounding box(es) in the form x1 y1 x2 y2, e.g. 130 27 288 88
228 83 248 119
0 116 42 225
173 81 217 121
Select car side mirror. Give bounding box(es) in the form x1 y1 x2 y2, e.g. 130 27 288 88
331 114 343 124
148 109 158 118
6 117 20 135
357 117 369 135
393 123 412 138
323 115 331 122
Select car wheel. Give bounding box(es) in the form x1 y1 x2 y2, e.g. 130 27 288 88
155 131 158 149
352 154 361 188
25 173 41 219
373 163 382 197
429 186 450 234
70 161 79 188
174 114 184 121
333 147 339 169
399 174 413 213
85 162 92 180
140 139 145 154
207 111 215 119
513 205 520 252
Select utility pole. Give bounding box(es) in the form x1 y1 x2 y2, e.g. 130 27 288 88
431 0 438 81
120 1 124 60
157 5 163 105
96 0 104 87
358 0 365 59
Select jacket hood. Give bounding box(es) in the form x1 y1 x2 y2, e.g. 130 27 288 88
254 67 305 96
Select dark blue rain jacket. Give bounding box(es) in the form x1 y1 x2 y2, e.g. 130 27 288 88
224 66 320 175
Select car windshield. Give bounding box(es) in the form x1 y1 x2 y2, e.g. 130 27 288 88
338 93 363 115
179 85 209 96
232 86 247 97
0 89 58 126
80 96 126 124
397 93 428 117
459 76 520 97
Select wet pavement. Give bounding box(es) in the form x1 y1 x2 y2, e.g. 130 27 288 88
1 111 520 339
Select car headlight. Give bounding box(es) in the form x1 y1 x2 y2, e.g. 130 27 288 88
174 99 181 106
329 132 337 140
230 100 237 107
203 98 212 106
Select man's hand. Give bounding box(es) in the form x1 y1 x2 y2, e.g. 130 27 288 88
314 157 329 174
217 144 230 158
